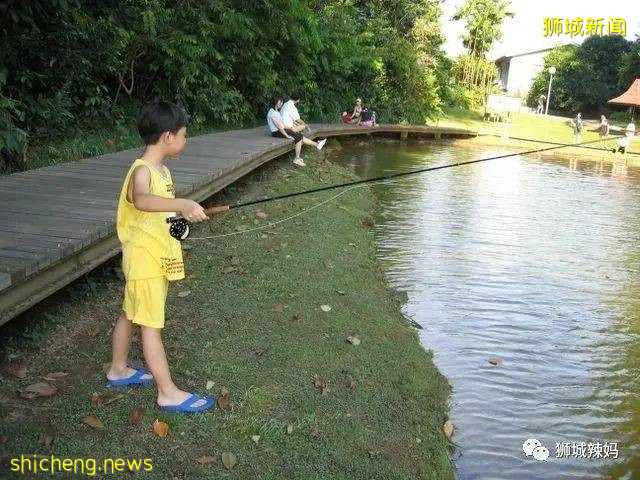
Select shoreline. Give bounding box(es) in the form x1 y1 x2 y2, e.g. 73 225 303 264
0 152 455 479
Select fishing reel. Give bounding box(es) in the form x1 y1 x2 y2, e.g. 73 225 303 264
167 217 191 241
166 205 230 241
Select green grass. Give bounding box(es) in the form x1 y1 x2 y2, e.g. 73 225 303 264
437 107 638 157
0 151 454 479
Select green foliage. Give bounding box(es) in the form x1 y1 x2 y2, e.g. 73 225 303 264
619 42 640 88
527 36 634 114
1 0 449 171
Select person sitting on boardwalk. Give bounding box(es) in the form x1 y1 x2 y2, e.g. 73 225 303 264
281 91 310 133
357 104 377 127
108 101 215 413
612 120 636 155
342 98 363 123
267 96 326 167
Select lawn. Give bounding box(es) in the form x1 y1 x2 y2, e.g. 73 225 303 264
436 107 638 158
0 148 454 479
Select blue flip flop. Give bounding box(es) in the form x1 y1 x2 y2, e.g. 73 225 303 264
106 367 155 388
161 393 216 413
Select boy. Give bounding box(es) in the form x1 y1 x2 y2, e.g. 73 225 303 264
612 120 636 155
107 101 215 413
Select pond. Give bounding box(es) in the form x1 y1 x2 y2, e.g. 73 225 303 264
332 137 640 480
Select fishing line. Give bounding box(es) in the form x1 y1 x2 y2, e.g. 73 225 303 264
172 135 622 241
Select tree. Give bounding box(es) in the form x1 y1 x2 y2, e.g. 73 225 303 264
452 0 514 58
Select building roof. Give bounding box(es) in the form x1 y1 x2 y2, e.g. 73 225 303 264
608 78 640 107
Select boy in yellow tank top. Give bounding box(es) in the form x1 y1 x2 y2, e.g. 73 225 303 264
107 101 215 413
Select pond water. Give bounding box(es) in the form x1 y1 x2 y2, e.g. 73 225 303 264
331 138 640 480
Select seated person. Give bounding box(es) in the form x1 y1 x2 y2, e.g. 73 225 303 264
281 91 310 133
612 121 636 155
357 105 377 127
342 98 363 123
267 96 326 167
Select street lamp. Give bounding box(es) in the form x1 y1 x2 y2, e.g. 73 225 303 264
545 66 556 115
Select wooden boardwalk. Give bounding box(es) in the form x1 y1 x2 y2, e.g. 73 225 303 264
0 123 476 324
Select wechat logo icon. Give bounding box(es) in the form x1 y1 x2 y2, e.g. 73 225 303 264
523 439 549 462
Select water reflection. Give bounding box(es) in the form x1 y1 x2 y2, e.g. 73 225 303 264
331 139 640 479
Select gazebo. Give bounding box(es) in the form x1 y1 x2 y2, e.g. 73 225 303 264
608 78 640 121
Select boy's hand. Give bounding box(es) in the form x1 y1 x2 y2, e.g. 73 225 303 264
180 200 209 223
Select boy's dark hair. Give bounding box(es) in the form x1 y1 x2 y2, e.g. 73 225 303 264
137 101 188 145
290 91 301 101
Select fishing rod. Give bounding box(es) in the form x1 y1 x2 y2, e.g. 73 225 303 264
167 135 621 240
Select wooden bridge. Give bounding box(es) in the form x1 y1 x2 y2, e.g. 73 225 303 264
0 123 476 324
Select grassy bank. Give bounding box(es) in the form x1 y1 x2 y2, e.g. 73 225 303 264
0 151 454 479
437 107 639 162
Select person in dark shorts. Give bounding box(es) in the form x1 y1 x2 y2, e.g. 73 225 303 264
267 96 325 167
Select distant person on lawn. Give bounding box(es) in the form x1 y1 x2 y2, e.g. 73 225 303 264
570 113 583 144
108 101 215 413
536 94 546 114
267 96 326 167
594 114 610 149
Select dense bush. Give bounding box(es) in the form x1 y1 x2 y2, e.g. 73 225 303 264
0 0 450 171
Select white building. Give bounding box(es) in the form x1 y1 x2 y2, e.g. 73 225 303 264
494 48 553 98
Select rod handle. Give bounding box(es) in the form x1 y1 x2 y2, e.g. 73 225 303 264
204 205 230 216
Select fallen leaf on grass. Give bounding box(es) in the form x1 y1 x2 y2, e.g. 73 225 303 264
286 424 293 435
39 435 53 448
221 452 237 470
361 219 374 228
206 380 215 390
336 290 346 295
19 382 57 399
252 346 269 357
267 245 280 253
83 416 104 429
227 255 239 265
488 358 502 366
222 266 237 274
153 419 169 438
346 336 361 346
346 376 357 390
218 386 231 411
251 435 260 444
320 305 331 312
129 408 144 424
313 376 330 395
324 260 334 268
256 211 268 219
42 372 69 381
91 392 124 407
271 304 285 313
8 364 27 379
196 455 217 464
177 291 191 298
237 267 249 275
443 420 454 438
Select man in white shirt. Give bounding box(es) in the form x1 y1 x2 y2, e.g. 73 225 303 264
267 96 326 167
280 91 309 132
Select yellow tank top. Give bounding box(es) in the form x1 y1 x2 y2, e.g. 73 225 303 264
116 158 185 281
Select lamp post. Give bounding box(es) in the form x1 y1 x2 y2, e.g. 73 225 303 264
545 66 556 115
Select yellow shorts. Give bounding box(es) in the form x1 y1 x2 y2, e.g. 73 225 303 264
123 276 169 329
